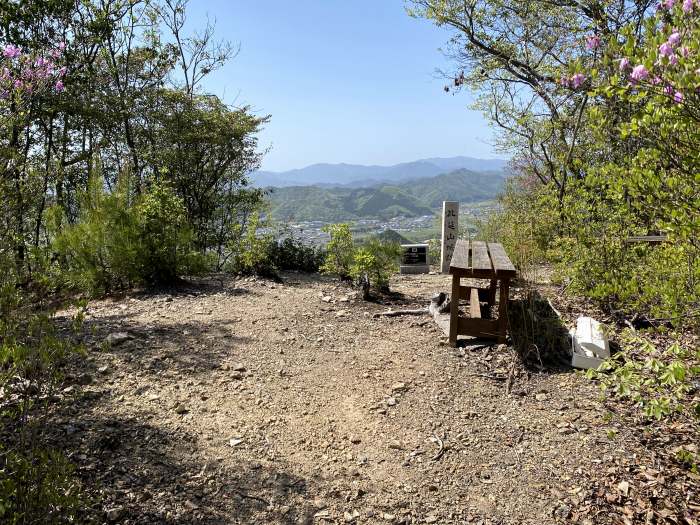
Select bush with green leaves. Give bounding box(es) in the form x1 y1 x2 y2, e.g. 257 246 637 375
587 332 700 421
0 285 87 523
350 239 401 299
266 233 325 273
51 171 208 293
320 223 355 280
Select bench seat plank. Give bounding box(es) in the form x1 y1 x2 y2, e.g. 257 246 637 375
471 241 492 275
487 242 517 277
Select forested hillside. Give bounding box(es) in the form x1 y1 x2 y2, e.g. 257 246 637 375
269 168 506 221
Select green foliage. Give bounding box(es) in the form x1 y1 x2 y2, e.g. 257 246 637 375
475 179 559 272
226 212 276 277
0 448 85 524
320 223 355 279
268 170 505 222
266 233 325 273
0 285 86 524
350 238 401 297
52 170 208 293
587 333 700 420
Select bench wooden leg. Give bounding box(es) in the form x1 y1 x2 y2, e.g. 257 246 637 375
497 278 510 344
488 279 498 306
449 275 460 346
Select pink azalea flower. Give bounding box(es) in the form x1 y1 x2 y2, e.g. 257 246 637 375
661 0 675 8
55 80 64 92
669 54 679 65
13 79 22 89
571 73 586 88
585 35 601 50
673 91 683 103
652 76 663 85
630 65 649 81
683 0 694 12
664 84 675 95
619 57 630 71
668 32 681 46
680 46 690 57
58 66 67 77
659 42 674 56
559 76 571 87
3 44 21 59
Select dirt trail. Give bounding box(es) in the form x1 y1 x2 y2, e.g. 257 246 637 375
55 273 650 524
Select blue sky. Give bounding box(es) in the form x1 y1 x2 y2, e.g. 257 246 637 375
187 1 498 172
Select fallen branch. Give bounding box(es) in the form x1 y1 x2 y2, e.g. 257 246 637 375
372 308 428 318
430 435 445 461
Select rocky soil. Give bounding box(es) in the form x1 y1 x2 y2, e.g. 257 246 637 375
52 272 697 524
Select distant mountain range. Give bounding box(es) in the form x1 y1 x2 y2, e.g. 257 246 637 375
268 168 508 222
252 156 509 188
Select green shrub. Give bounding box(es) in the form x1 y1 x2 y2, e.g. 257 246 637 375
587 332 700 421
0 286 87 523
51 170 208 293
351 238 401 299
226 211 277 277
266 233 325 273
320 223 355 280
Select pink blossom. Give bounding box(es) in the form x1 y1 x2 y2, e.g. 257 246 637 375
664 84 675 95
669 54 679 65
3 44 21 59
58 66 67 77
680 46 691 57
585 35 601 50
661 0 675 8
55 80 64 92
668 32 681 46
683 0 694 12
571 73 586 88
619 57 630 71
673 91 683 103
652 76 663 85
559 76 571 87
13 79 22 89
58 41 66 51
630 64 650 81
659 42 674 56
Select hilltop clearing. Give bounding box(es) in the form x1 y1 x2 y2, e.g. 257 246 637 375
47 273 696 524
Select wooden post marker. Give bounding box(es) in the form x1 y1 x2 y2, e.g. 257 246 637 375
440 201 459 273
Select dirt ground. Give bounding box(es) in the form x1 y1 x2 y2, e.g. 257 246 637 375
53 272 697 524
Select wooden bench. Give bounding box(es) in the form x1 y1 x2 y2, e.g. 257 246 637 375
448 240 516 346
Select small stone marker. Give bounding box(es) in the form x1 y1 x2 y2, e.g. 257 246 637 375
440 201 459 273
399 243 429 274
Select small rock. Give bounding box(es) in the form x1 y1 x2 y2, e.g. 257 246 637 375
554 504 571 519
391 382 408 393
349 436 361 444
105 332 132 346
344 510 360 522
105 506 123 522
174 403 188 414
231 371 245 381
388 440 403 450
233 364 247 372
386 397 397 407
97 365 110 374
228 438 244 447
76 373 93 385
425 515 439 524
535 393 548 402
321 296 332 303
